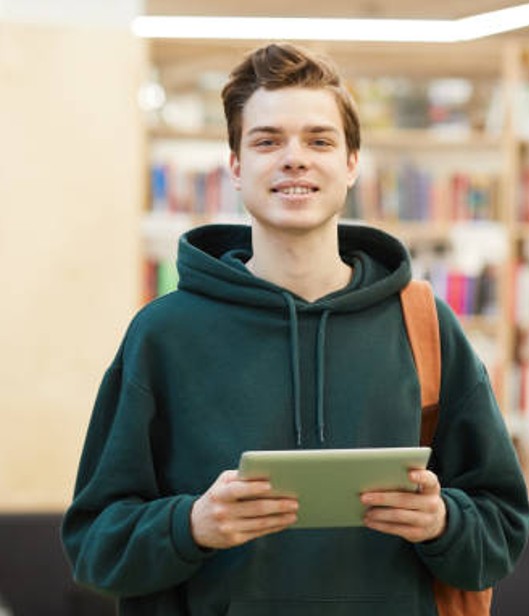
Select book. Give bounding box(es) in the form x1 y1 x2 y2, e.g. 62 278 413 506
520 167 529 223
352 164 498 223
142 259 179 303
149 162 241 216
514 259 529 329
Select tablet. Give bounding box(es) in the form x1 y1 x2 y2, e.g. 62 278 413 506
238 447 431 529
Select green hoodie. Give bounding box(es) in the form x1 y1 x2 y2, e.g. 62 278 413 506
62 223 529 615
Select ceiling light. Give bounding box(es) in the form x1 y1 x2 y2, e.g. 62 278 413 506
131 4 529 43
456 3 529 40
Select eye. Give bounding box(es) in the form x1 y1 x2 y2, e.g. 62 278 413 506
310 138 334 148
247 132 282 149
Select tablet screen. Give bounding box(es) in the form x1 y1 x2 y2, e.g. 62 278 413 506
238 447 431 528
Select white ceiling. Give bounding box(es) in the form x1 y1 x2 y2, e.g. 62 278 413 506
0 0 144 26
146 0 526 20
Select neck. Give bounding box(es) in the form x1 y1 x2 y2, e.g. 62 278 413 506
247 220 352 302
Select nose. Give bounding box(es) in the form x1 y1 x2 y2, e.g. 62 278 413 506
281 139 308 171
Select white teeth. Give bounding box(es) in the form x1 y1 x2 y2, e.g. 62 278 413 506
277 186 313 195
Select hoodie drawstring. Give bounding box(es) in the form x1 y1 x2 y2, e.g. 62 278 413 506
316 310 330 444
281 293 302 447
281 292 331 447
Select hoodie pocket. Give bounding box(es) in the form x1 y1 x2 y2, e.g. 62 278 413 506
226 596 414 616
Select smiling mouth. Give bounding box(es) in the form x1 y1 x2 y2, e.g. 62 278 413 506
271 186 319 195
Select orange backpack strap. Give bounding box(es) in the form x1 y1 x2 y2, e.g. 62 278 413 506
400 280 441 447
400 280 493 615
432 580 493 616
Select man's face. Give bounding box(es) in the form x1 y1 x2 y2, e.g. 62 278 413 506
230 87 358 234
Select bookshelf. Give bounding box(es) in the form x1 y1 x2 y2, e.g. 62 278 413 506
140 37 529 442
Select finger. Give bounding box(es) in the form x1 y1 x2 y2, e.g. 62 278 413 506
214 511 298 546
229 523 296 546
364 505 428 527
220 470 240 483
229 510 298 534
215 477 274 502
363 495 446 542
220 470 272 492
221 469 272 485
361 491 429 510
242 518 299 540
363 517 427 543
207 493 297 534
409 470 439 494
233 496 299 520
361 470 440 507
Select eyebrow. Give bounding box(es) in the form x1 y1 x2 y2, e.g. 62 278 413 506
246 126 282 137
246 125 340 137
306 125 341 135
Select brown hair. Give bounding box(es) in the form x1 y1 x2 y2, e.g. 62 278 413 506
221 42 361 156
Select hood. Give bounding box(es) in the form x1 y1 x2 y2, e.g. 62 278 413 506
177 223 412 447
177 223 412 312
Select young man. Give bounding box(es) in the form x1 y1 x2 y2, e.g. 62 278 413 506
62 43 529 615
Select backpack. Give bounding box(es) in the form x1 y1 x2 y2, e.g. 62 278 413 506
400 280 493 616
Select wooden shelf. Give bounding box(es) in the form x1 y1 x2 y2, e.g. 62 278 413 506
150 39 506 80
363 130 503 150
149 124 227 141
516 224 529 241
346 220 452 244
149 125 502 149
142 214 456 248
459 314 502 336
141 210 249 260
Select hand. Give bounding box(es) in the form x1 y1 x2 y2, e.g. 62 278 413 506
360 470 447 543
190 470 299 549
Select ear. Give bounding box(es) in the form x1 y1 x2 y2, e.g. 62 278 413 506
229 151 242 190
346 151 359 188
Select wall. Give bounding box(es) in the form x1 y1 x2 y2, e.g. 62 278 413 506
0 22 146 510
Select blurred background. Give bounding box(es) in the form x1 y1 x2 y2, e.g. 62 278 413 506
0 1 528 613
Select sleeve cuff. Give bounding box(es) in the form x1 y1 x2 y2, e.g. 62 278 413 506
170 495 216 563
416 488 465 558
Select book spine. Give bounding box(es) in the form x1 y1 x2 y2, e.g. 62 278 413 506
520 167 529 223
143 260 158 305
149 161 239 216
151 164 169 212
354 165 498 222
515 260 529 329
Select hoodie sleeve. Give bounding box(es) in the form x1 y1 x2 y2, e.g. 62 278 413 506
415 300 529 590
61 348 213 598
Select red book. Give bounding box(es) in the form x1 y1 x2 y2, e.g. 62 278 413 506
142 260 158 305
446 271 466 316
520 364 528 414
451 173 470 221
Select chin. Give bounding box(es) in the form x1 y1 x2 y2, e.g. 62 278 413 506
253 213 339 234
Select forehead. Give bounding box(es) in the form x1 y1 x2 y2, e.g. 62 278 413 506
241 87 344 134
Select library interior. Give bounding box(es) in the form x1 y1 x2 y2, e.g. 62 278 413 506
1 1 529 614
